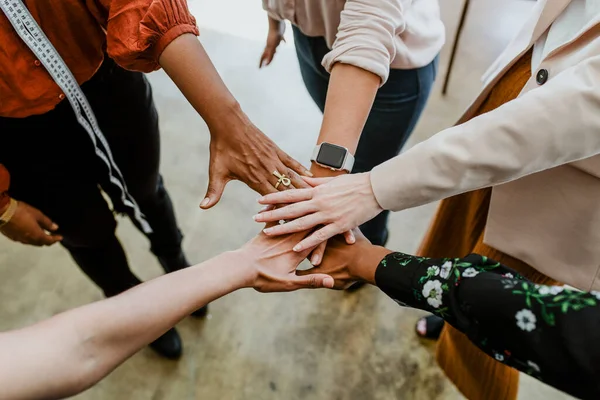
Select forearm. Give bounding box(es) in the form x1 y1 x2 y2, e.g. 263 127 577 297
374 253 600 398
311 64 379 177
0 251 251 400
159 34 247 129
370 55 600 212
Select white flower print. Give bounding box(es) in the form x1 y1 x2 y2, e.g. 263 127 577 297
527 361 541 373
549 286 564 295
516 309 537 332
537 286 551 295
591 291 600 301
503 273 514 279
422 280 443 309
494 353 505 362
440 261 453 279
427 266 440 277
462 268 479 278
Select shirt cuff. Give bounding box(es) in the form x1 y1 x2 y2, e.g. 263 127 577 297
322 46 389 86
369 153 421 212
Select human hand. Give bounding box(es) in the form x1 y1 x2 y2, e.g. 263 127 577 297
240 225 334 292
253 173 383 252
259 17 286 68
0 200 62 246
297 230 391 289
200 109 311 209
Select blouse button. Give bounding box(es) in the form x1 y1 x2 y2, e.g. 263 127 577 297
34 60 41 67
58 93 65 100
536 69 549 85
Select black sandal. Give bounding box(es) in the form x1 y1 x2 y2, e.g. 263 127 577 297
415 315 445 340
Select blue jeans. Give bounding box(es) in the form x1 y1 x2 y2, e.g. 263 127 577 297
293 26 438 245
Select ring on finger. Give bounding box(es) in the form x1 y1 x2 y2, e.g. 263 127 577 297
273 170 291 190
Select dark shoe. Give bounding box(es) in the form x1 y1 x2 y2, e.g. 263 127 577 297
149 328 183 359
191 304 209 318
157 252 191 274
415 315 445 340
158 252 210 318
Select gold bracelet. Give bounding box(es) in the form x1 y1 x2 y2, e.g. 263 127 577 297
0 198 18 228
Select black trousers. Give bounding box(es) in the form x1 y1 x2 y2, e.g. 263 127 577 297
0 59 183 297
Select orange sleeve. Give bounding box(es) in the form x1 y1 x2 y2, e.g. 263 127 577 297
0 164 10 210
103 0 199 72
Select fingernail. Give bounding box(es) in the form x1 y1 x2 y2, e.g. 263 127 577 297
257 197 266 203
305 170 313 177
293 244 302 252
253 214 261 221
51 223 58 230
311 255 320 265
263 228 272 234
200 198 210 208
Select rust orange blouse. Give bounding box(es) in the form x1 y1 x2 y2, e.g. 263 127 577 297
0 0 199 200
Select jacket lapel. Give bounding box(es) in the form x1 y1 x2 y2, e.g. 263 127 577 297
458 0 572 124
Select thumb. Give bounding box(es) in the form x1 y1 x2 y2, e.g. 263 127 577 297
200 172 228 209
292 273 334 290
33 208 59 232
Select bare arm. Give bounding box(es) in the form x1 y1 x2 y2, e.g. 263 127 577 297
0 252 247 400
159 34 310 208
310 63 380 178
0 232 333 400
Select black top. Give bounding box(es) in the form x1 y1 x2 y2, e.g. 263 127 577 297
375 253 600 400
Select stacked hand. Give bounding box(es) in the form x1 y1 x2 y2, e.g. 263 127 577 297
200 110 311 209
296 229 390 290
240 224 335 292
253 173 383 253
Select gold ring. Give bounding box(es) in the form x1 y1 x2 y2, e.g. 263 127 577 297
273 170 291 189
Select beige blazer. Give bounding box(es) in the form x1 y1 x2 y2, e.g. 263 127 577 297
370 0 600 290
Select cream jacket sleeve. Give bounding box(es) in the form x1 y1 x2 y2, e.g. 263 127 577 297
321 0 405 85
370 54 600 211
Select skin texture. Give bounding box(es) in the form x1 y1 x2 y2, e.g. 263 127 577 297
159 34 311 209
0 201 62 246
255 174 383 252
0 229 333 400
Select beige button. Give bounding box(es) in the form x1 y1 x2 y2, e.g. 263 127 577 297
34 60 41 67
58 93 65 100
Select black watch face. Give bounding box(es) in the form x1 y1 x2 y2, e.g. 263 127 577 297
317 143 347 169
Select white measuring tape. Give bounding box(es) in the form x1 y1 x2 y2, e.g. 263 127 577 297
0 0 152 233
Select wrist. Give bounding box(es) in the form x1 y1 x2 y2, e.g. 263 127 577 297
309 162 348 178
226 249 259 289
354 244 392 285
205 100 246 131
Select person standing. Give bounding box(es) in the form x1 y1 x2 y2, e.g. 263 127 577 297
254 1 600 398
0 0 309 359
258 0 443 258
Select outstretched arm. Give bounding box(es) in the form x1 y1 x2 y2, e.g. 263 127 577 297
0 231 333 400
307 234 600 399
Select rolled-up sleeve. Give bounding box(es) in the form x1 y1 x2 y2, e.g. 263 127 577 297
103 0 199 72
321 0 405 86
0 165 10 210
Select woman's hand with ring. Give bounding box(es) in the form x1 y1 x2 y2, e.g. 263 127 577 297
253 173 383 253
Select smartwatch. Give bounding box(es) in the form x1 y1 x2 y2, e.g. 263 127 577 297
311 142 355 172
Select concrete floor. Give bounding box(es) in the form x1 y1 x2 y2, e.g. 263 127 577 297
0 1 575 399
